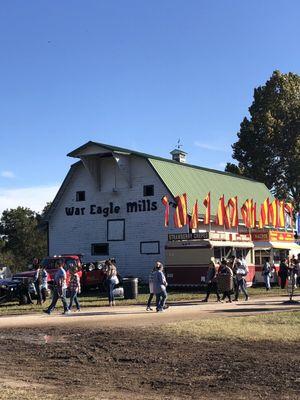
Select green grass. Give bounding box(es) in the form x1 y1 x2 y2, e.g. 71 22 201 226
167 311 300 342
0 285 292 316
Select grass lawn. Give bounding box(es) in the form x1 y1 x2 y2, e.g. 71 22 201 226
167 310 300 342
0 285 291 316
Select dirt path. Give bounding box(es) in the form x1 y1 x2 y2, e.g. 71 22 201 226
0 296 299 400
0 295 298 329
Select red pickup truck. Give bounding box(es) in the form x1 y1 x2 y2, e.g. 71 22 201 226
13 254 107 291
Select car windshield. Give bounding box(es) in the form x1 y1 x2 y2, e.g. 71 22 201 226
41 258 78 270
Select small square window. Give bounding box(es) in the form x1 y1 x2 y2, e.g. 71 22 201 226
76 191 85 201
143 185 154 197
91 243 109 256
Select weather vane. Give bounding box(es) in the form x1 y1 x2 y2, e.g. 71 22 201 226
177 138 183 149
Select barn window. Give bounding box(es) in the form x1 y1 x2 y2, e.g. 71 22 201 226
91 243 109 256
76 191 86 201
143 185 154 197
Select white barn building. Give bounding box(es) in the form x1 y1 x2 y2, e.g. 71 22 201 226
45 141 280 283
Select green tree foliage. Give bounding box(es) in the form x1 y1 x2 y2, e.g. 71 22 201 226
226 70 300 211
0 207 47 271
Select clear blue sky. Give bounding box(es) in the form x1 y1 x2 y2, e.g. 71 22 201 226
0 0 299 212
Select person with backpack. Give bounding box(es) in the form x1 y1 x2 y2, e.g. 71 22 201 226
262 258 272 291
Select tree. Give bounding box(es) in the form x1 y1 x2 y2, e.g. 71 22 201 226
226 70 300 211
0 207 47 270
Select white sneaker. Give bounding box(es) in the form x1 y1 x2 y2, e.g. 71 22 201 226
63 310 71 315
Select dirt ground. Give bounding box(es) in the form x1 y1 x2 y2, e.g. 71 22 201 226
0 297 299 400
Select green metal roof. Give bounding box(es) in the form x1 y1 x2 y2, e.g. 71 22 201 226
67 141 274 217
149 158 274 216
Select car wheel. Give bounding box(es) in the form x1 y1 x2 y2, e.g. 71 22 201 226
19 294 28 305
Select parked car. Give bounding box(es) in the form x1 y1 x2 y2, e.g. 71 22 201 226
0 277 36 305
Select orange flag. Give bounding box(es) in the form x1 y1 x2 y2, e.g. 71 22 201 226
215 195 226 226
241 199 251 228
203 192 211 225
227 196 239 227
260 198 270 227
174 193 188 228
161 195 169 227
269 199 279 227
189 200 199 229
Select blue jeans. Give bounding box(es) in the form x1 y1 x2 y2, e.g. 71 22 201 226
47 287 68 313
235 278 248 300
69 290 80 310
156 288 167 311
263 274 271 290
107 279 115 303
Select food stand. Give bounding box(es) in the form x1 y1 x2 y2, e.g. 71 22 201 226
252 230 300 284
165 231 254 286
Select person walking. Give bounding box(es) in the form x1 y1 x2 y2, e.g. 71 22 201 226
233 258 249 301
68 264 81 312
262 258 272 291
105 260 119 306
278 258 289 289
34 263 48 304
218 259 233 303
44 260 69 315
202 257 221 302
146 265 156 311
152 262 167 312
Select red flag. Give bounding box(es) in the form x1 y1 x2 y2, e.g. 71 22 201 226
203 192 211 225
251 201 257 228
189 200 199 229
215 195 226 226
161 195 169 227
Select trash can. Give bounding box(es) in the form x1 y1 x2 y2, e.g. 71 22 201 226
122 278 138 299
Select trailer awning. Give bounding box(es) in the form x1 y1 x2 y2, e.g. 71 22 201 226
254 241 300 250
210 241 254 248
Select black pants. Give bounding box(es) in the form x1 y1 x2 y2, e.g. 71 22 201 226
222 291 232 302
35 284 47 304
147 293 154 308
280 275 287 289
205 282 221 301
